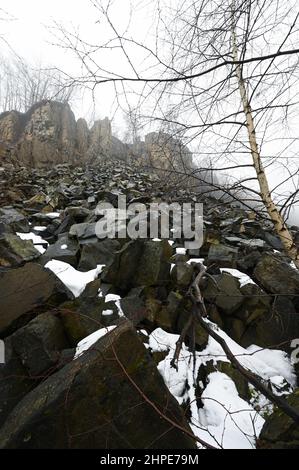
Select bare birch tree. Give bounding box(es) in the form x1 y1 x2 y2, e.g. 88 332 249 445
55 0 299 266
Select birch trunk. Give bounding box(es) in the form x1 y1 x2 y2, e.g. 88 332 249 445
231 10 299 269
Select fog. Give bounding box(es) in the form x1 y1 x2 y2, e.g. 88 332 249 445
1 0 299 225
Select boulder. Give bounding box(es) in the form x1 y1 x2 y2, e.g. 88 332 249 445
78 239 120 271
206 244 239 268
0 233 40 267
0 320 196 449
202 272 244 315
135 240 172 287
254 254 299 296
64 206 90 222
0 263 72 335
0 337 35 427
241 295 299 351
11 312 70 376
171 262 194 288
42 235 79 267
0 207 30 232
59 284 113 346
69 222 96 240
102 240 172 293
258 390 299 449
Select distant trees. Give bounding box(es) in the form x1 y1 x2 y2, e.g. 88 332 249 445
0 53 75 114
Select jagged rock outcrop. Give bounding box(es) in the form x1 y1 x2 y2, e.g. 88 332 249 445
0 102 115 167
0 102 78 166
0 102 195 172
75 118 89 155
128 131 194 175
88 117 112 161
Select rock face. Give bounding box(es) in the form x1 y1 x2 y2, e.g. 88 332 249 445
0 320 196 449
88 117 112 161
0 102 115 167
0 101 195 172
128 131 194 175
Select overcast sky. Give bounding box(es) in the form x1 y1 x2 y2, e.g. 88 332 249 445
1 0 299 223
0 0 152 122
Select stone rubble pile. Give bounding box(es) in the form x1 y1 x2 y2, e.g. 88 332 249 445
0 159 298 448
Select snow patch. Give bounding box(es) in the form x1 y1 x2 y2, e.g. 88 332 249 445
74 326 116 359
45 260 104 297
16 232 48 254
149 323 295 449
102 309 114 316
176 247 187 255
220 268 256 287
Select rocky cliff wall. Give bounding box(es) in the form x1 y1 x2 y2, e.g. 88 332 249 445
0 101 115 167
0 100 194 172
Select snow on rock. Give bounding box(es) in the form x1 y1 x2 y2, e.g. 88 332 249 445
74 326 116 359
16 231 48 254
148 323 295 449
103 293 125 317
197 372 264 449
102 309 114 316
45 260 105 297
44 212 61 219
202 323 296 386
187 258 206 265
33 226 47 232
220 268 256 287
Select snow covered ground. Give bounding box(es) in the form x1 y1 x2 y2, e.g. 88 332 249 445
44 256 295 449
149 324 295 449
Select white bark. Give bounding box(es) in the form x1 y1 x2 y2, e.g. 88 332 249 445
232 6 299 268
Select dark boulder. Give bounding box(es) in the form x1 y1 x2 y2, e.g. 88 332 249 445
78 238 120 271
253 254 299 296
0 233 40 267
11 312 70 376
258 390 299 449
0 320 196 449
0 337 35 427
0 263 72 336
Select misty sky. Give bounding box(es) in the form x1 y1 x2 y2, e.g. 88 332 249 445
1 0 299 224
0 0 152 122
